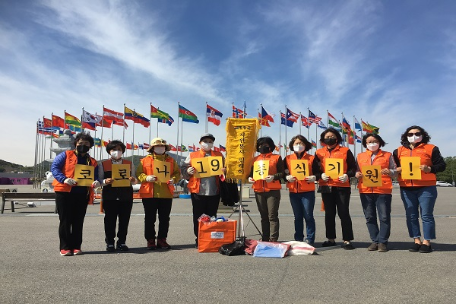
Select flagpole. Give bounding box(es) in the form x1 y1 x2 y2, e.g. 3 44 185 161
149 102 153 142
122 104 126 144
50 113 54 159
205 102 208 133
101 106 105 160
180 115 184 159
279 111 282 158
284 105 287 158
33 120 39 188
176 102 180 159
360 118 364 153
258 105 262 137
352 115 357 158
243 100 246 118
132 109 136 169
299 112 302 135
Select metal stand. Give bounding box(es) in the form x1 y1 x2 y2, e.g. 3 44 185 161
229 182 262 239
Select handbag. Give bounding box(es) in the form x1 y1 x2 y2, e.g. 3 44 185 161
219 240 245 256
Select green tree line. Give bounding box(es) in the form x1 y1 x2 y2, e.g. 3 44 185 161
436 157 456 184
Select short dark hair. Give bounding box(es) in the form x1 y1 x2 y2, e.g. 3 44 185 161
319 128 342 145
289 135 312 152
256 136 275 152
400 125 431 145
74 132 94 148
106 140 126 154
362 133 385 148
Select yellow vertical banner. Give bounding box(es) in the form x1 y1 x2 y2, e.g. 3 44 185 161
191 156 224 178
225 118 260 182
152 160 172 183
400 157 422 180
74 164 94 187
362 165 383 187
325 158 344 179
290 160 309 181
112 164 131 187
253 160 269 180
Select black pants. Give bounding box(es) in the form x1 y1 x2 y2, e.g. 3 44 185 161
191 193 220 238
103 199 133 245
142 198 173 240
321 187 354 241
56 191 89 250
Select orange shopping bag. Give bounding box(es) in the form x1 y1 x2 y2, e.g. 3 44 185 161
198 220 237 253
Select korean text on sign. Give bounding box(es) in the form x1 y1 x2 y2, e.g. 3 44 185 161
325 158 344 179
290 160 309 181
253 160 269 181
361 165 383 187
112 164 131 187
191 156 223 178
400 157 422 180
74 164 94 187
152 160 172 183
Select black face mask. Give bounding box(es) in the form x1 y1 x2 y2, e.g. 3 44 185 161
324 138 337 146
76 145 90 154
259 146 270 154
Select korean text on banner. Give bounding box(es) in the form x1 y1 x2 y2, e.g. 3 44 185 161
225 118 260 182
112 164 131 187
361 165 383 187
74 164 94 187
400 157 422 180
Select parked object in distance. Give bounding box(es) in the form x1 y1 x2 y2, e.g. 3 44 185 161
436 181 452 187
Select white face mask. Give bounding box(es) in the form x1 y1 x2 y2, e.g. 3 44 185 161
293 145 305 153
366 143 379 152
201 142 213 151
110 150 122 160
154 146 166 155
408 135 422 144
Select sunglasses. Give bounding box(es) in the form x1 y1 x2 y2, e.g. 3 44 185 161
407 132 421 137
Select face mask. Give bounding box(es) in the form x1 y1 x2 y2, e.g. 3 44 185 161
293 145 305 153
259 146 270 154
324 138 337 146
366 143 379 152
76 145 90 154
154 146 166 155
408 135 422 144
110 150 122 159
201 142 213 151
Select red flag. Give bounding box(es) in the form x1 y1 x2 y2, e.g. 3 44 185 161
258 112 271 127
168 144 177 151
103 107 124 122
52 115 65 128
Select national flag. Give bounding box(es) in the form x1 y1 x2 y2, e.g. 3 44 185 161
94 138 101 147
82 110 100 131
158 115 174 126
260 106 274 122
151 105 170 120
102 140 109 147
96 115 112 128
258 112 271 127
177 145 187 152
347 130 355 145
301 115 311 128
138 143 144 150
356 134 362 143
318 121 327 129
52 115 65 129
280 112 294 127
328 112 342 130
286 108 299 122
67 124 82 132
37 121 54 135
124 106 150 128
206 104 223 126
103 107 124 122
219 144 226 152
275 143 283 152
43 117 52 128
126 143 133 150
213 146 221 152
188 144 196 152
311 140 317 148
169 144 177 151
308 110 322 123
362 120 380 134
65 111 81 127
354 117 362 131
112 120 128 128
341 115 351 131
143 143 150 150
178 105 199 123
232 106 246 118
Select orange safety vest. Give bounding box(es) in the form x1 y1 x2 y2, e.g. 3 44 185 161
397 144 436 187
139 155 175 198
285 152 315 193
357 150 393 194
316 145 350 187
187 150 224 194
252 153 282 192
101 159 133 200
52 150 98 192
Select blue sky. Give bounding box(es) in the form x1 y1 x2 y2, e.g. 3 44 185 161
1 0 455 166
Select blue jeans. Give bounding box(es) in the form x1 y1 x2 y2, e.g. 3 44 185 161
360 193 392 244
400 186 437 240
289 191 316 243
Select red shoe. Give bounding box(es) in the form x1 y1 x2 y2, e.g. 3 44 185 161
60 249 72 256
147 239 156 250
157 238 171 250
73 249 83 255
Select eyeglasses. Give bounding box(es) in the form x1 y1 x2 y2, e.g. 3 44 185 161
407 132 421 137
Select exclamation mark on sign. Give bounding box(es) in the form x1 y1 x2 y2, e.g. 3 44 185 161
409 162 413 176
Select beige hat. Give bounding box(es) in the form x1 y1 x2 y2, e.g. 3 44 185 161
147 137 170 152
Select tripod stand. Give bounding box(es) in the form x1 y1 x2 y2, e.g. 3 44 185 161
228 183 262 239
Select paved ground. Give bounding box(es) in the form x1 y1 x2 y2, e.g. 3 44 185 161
1 185 456 303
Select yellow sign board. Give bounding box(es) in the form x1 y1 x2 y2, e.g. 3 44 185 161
325 158 344 179
152 160 172 183
253 160 269 181
112 164 131 187
400 157 422 180
74 164 94 187
362 165 383 187
191 156 223 178
290 160 309 181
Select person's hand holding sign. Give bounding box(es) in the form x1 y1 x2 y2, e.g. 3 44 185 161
187 167 196 175
64 178 77 186
146 175 157 182
286 175 296 182
248 177 255 183
338 174 348 183
129 176 137 184
265 175 274 183
321 173 329 182
305 175 316 183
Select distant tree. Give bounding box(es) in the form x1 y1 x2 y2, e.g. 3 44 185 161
436 157 455 184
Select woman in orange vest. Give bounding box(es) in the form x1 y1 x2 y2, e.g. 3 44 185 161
248 136 284 242
98 140 136 252
51 132 100 256
393 126 446 253
136 138 180 250
355 134 396 252
284 135 320 246
183 133 225 247
315 128 357 250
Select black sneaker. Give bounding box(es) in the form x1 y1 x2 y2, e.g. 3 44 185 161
342 242 355 250
419 244 432 253
322 240 337 247
409 243 421 252
106 244 115 252
117 243 129 251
